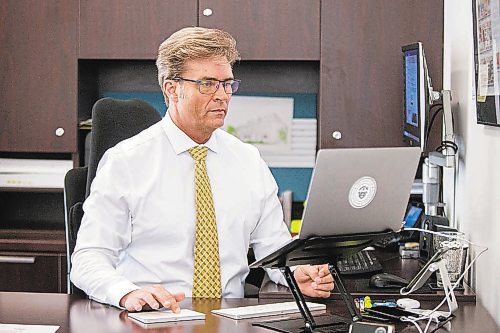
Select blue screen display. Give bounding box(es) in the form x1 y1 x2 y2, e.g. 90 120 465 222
405 49 419 128
404 206 423 228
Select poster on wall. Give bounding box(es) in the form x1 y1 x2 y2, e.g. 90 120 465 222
475 0 500 126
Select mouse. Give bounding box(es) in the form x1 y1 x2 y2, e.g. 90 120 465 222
397 298 421 309
369 273 410 288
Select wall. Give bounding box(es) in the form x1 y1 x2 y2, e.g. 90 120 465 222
444 0 500 324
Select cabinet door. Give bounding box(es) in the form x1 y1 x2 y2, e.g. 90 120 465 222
199 0 320 60
0 252 67 293
0 0 78 153
319 0 443 148
79 0 198 59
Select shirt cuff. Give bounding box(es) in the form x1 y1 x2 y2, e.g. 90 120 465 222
105 280 140 308
266 265 299 287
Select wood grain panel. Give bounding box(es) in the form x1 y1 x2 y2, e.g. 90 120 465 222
320 0 443 148
199 0 320 60
0 0 78 152
0 252 67 293
79 0 198 59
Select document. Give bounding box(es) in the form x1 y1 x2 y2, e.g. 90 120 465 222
0 324 59 333
127 309 205 324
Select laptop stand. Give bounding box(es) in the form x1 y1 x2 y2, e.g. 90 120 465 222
251 231 395 333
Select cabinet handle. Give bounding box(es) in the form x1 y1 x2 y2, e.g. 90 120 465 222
0 256 36 264
332 131 342 140
202 8 213 16
55 127 65 137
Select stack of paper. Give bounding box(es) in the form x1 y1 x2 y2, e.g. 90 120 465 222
0 158 73 189
0 324 59 333
128 309 205 324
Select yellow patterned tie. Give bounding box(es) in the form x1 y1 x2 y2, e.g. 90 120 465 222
189 146 222 298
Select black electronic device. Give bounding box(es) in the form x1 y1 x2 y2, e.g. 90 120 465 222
337 250 383 275
419 214 451 262
369 273 409 289
429 282 465 292
349 321 395 333
364 306 417 323
376 204 424 248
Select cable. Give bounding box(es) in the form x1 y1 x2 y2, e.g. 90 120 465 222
424 105 443 150
436 140 458 154
401 316 424 333
425 104 443 140
424 103 459 155
429 103 444 113
429 314 454 333
398 228 488 333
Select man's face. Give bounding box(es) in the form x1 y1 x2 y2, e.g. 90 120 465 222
166 56 234 143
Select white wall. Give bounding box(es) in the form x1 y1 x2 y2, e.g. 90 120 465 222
445 0 500 324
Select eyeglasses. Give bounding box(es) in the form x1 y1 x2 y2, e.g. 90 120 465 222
174 77 241 95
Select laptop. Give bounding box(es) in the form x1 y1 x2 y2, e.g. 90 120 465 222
250 147 421 269
298 147 421 239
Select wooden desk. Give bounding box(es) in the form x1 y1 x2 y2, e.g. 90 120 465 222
259 249 476 302
0 292 498 333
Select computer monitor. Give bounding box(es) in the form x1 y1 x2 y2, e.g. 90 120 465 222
402 42 428 151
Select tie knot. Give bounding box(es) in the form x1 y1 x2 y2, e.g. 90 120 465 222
188 146 208 162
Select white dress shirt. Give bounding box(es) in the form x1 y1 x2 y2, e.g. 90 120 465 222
70 113 292 307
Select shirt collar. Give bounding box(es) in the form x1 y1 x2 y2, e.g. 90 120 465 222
161 111 219 155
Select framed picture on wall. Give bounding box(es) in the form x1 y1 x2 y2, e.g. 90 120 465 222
473 0 500 127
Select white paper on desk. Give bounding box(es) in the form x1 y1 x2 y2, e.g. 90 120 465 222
0 324 59 333
128 309 205 324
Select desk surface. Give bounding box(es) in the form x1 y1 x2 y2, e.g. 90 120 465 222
0 292 498 333
259 249 476 302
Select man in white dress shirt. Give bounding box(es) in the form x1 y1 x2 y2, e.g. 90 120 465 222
71 27 334 313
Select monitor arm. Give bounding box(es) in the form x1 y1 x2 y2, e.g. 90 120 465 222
428 90 455 167
423 90 456 217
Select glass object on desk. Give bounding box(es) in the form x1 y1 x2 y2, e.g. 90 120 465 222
433 231 467 287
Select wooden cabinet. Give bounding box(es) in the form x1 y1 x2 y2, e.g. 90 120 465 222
79 0 198 59
199 0 320 60
319 0 443 148
0 230 67 293
0 0 78 153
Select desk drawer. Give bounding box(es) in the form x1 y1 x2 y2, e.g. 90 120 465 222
0 252 67 293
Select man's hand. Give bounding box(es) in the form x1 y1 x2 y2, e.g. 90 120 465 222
120 284 185 313
294 264 334 298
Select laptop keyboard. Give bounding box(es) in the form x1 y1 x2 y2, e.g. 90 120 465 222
336 251 383 275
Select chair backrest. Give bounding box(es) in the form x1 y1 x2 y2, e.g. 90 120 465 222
63 166 88 296
86 97 162 197
64 97 161 294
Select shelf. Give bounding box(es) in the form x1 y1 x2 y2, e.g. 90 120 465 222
0 187 63 193
0 229 66 253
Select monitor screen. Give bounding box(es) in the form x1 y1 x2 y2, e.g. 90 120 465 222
402 43 427 151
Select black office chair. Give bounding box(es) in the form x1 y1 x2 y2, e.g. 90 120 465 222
64 97 162 294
